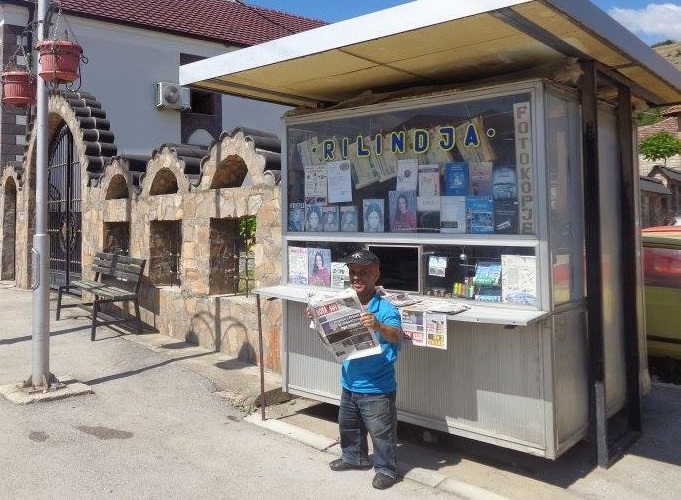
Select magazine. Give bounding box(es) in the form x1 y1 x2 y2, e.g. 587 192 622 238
418 164 441 197
395 159 418 191
308 247 332 287
304 165 328 198
466 196 494 234
320 205 339 232
326 160 353 203
493 199 518 234
443 162 468 196
417 195 441 233
288 202 305 232
388 190 417 232
308 289 382 362
288 246 309 284
339 205 358 232
362 198 385 233
440 196 466 233
469 161 493 196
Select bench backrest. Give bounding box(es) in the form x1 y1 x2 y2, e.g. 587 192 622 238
91 252 146 292
111 255 146 293
92 252 116 279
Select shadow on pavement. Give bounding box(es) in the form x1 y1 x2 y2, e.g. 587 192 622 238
292 390 680 490
0 324 91 346
83 351 214 385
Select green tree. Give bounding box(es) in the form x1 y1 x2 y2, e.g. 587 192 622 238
639 131 681 163
635 107 662 126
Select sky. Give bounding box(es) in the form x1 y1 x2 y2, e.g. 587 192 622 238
245 1 681 45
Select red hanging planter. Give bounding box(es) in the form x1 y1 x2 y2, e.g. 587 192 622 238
36 40 83 83
1 70 36 106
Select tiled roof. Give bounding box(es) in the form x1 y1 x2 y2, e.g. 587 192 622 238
11 0 325 46
640 176 672 195
662 105 681 116
638 117 680 140
649 164 681 182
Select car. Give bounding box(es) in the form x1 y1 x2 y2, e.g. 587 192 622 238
642 226 681 360
674 216 681 226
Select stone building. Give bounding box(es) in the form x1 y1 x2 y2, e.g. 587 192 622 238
640 175 672 228
645 164 681 226
0 1 325 372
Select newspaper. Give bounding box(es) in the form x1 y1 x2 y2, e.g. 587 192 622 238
377 287 470 314
308 289 382 362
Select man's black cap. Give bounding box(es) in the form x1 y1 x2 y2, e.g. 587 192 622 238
346 249 380 266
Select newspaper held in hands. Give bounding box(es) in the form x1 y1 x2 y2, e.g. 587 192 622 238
308 288 382 362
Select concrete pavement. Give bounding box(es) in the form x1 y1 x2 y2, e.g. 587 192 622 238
1 283 680 499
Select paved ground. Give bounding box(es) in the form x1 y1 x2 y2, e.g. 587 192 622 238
1 284 680 499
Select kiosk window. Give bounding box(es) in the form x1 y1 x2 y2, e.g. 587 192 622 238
286 90 537 237
367 245 419 292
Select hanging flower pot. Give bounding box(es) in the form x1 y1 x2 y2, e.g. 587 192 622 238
1 70 36 106
36 40 83 83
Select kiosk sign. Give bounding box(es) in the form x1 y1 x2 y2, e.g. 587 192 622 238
514 102 534 235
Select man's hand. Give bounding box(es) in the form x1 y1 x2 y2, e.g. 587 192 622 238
361 312 402 343
359 312 378 330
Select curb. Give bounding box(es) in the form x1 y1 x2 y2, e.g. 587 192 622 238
245 414 509 500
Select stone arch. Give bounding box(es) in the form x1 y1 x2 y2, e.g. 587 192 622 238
149 168 179 195
196 129 273 191
1 177 17 280
106 174 130 200
140 146 191 196
211 154 248 189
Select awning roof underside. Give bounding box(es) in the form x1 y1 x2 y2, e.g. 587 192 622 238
179 0 681 108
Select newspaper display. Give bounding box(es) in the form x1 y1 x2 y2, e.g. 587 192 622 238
501 254 537 306
400 307 425 346
424 312 448 349
308 289 382 362
330 262 350 289
382 290 469 349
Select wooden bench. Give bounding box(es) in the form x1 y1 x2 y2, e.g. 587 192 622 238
56 252 147 341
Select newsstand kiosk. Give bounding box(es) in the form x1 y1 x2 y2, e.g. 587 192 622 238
180 0 681 465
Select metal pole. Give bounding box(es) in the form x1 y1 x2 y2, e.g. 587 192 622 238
28 0 52 389
256 293 266 420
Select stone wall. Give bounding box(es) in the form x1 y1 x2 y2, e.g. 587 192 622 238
0 96 285 372
89 133 284 371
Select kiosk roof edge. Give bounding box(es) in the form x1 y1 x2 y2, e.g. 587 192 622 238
179 0 681 107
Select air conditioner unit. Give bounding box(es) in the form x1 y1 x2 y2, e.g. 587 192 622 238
156 82 190 110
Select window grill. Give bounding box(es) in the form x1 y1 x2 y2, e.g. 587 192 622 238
209 217 255 296
149 221 181 286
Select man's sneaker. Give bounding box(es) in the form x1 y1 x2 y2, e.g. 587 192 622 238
372 472 397 490
329 458 372 471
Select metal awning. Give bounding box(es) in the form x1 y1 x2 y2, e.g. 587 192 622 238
179 0 681 108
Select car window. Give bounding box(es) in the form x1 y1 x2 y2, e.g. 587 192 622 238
643 246 681 288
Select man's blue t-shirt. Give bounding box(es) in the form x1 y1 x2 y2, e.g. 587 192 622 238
341 294 402 394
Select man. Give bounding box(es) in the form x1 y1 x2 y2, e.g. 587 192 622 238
329 249 403 490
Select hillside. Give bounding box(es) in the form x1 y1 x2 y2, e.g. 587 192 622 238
654 41 681 71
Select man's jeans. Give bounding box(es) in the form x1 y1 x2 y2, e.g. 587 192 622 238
339 388 398 478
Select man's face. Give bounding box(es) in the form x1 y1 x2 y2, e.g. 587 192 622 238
347 263 379 296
